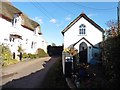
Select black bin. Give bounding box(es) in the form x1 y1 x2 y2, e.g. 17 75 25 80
65 57 73 77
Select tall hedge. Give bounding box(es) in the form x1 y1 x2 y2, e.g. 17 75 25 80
36 48 49 58
47 45 63 56
102 35 120 88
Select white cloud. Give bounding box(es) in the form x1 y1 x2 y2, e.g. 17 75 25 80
38 19 43 24
35 17 38 20
56 22 64 27
65 15 71 21
88 14 97 17
33 17 43 24
49 18 57 24
65 17 71 21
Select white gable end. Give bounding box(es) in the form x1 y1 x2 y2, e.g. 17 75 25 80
62 13 104 66
64 17 103 49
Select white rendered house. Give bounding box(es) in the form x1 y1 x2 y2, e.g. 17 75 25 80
62 13 105 64
0 2 48 59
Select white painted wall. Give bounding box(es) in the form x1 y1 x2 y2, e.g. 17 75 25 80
64 17 103 49
63 17 103 63
0 16 47 59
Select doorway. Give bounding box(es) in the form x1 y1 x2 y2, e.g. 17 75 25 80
79 42 87 63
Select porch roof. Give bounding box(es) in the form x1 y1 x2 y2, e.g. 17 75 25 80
73 37 98 48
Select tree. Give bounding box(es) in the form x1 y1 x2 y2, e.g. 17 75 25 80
102 35 120 88
105 19 118 38
51 43 56 46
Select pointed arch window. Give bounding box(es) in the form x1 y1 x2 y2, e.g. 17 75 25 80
79 24 86 35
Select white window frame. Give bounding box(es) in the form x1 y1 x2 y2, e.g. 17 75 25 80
79 24 86 35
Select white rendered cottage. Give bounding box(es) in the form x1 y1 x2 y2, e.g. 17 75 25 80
62 13 105 64
0 2 48 59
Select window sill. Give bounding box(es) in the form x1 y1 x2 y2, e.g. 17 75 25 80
78 34 87 36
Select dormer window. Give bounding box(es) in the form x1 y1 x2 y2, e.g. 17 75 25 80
79 24 86 35
12 13 18 27
11 12 23 27
34 28 38 35
34 25 39 35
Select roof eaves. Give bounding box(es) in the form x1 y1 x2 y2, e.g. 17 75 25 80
0 1 41 32
61 14 82 35
82 14 105 33
61 13 105 35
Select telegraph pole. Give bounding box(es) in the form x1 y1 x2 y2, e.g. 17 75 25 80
118 1 120 34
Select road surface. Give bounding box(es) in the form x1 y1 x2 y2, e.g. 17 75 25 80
1 57 59 88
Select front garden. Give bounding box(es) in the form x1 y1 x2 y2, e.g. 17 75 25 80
22 48 49 59
77 35 120 88
62 35 120 88
0 44 18 66
0 44 48 67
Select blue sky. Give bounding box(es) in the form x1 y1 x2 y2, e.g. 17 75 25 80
11 2 118 45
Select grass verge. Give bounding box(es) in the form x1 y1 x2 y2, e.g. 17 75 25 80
2 59 19 67
41 57 70 88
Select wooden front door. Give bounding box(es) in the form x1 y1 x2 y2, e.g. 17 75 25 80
79 42 87 63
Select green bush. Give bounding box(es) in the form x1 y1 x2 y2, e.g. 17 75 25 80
28 53 37 59
0 44 19 66
22 52 28 58
19 48 48 59
0 44 12 61
102 35 120 88
36 48 48 58
31 54 37 59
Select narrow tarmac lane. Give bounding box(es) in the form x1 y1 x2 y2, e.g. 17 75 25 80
2 57 59 88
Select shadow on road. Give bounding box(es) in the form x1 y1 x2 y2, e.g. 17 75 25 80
2 57 60 88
